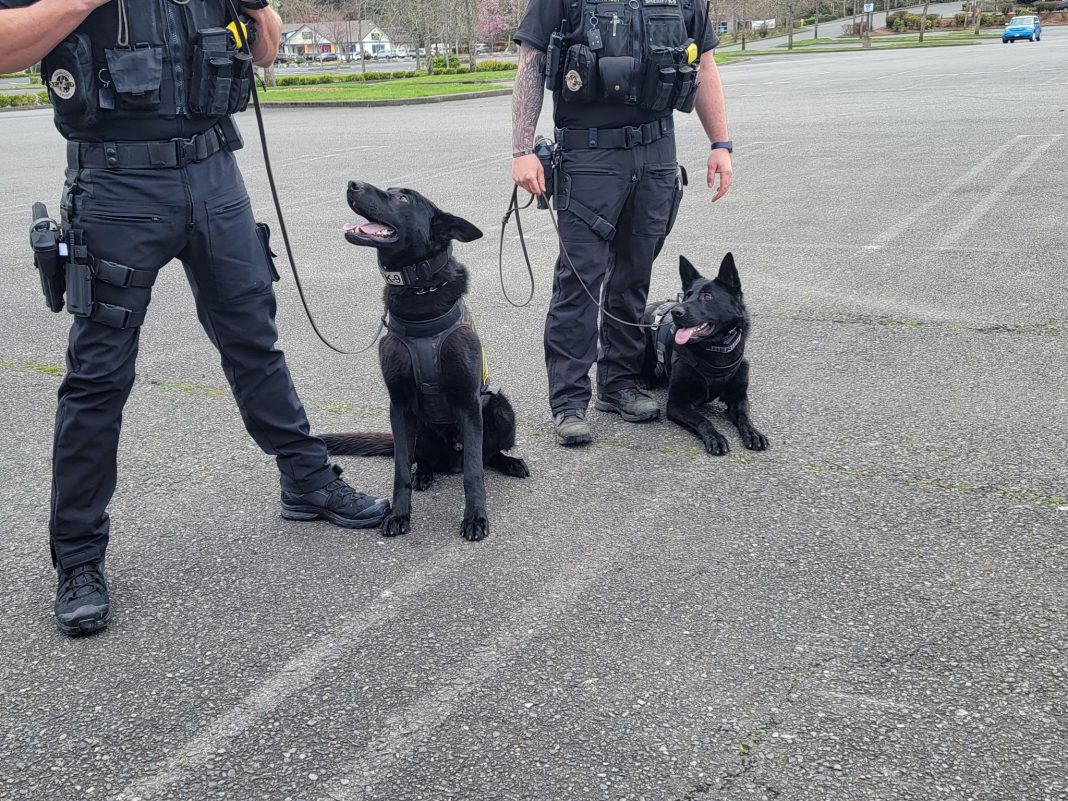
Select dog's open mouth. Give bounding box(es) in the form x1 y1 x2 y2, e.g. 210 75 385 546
674 323 711 346
343 218 398 245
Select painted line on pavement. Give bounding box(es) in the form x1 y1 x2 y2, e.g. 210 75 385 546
938 134 1061 246
112 547 469 801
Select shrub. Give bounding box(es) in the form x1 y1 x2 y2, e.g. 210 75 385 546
0 92 46 107
1034 1 1056 10
432 54 461 69
475 59 515 72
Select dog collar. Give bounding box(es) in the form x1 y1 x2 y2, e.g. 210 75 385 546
702 326 743 353
379 245 453 288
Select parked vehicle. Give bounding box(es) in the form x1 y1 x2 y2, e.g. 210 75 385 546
1003 15 1041 42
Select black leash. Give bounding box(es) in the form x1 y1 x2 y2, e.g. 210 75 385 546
500 187 656 330
498 187 537 307
229 5 382 355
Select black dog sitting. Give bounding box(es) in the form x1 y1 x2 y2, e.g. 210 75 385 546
321 181 529 541
640 253 769 456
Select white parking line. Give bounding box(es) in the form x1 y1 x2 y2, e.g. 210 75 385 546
866 135 1021 249
938 135 1061 247
315 553 609 800
113 547 468 801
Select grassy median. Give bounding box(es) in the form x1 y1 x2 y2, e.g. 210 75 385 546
260 70 516 103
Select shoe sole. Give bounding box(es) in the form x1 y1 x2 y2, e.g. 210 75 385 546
56 608 111 637
557 431 593 447
594 399 660 423
280 500 391 529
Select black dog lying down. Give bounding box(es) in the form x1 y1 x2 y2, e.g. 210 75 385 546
321 182 529 541
640 254 769 456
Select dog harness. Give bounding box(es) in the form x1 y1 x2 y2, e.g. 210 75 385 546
649 300 746 381
386 299 498 426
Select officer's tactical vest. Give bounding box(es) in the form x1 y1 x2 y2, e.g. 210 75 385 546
547 0 700 113
41 0 252 138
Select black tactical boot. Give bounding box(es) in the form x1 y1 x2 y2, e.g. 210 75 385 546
281 470 390 529
54 560 111 636
595 387 660 422
553 409 593 446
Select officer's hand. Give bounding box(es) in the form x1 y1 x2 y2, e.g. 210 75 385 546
512 154 546 199
707 149 733 202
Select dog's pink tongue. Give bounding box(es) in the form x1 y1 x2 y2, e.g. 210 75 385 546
675 326 698 346
359 222 390 235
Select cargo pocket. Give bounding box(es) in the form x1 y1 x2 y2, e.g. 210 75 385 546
204 196 274 301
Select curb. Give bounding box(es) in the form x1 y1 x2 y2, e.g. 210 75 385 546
260 88 513 109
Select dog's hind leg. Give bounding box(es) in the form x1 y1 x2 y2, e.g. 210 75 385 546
723 366 768 451
487 451 530 478
382 402 417 537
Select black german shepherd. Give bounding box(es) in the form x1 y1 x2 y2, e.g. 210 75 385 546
640 254 769 456
321 182 529 541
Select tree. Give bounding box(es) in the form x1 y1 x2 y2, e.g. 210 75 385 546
918 0 930 41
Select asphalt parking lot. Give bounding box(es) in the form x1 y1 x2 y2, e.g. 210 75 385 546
1 31 1066 801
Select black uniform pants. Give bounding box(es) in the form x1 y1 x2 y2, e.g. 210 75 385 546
51 149 335 571
545 134 683 415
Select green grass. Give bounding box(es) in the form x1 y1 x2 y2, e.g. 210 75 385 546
262 71 515 102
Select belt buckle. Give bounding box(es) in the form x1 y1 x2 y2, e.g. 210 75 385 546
624 126 642 148
174 137 196 167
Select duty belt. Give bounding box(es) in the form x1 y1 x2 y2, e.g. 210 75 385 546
66 125 233 170
554 117 674 150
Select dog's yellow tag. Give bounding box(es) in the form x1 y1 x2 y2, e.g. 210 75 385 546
685 42 699 64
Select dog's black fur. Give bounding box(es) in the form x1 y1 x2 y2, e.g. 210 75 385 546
640 253 768 456
321 181 529 541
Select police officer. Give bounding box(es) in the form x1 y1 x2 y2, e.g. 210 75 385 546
0 0 391 636
511 0 732 446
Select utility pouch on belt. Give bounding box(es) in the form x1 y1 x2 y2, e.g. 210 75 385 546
533 136 556 210
104 44 163 111
561 44 597 103
42 33 98 128
30 203 66 313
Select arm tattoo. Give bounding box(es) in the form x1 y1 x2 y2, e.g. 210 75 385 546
512 44 547 157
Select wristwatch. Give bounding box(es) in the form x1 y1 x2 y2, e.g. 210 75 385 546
711 140 733 153
240 0 270 8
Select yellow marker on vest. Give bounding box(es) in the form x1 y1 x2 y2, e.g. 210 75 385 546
481 348 490 385
685 42 699 64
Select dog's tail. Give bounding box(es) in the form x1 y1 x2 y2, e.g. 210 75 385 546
320 432 394 457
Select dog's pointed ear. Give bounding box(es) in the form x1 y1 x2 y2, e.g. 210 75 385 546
679 255 702 289
716 252 742 294
432 212 484 246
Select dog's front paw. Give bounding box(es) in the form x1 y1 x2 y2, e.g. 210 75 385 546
461 512 489 542
381 513 410 537
501 455 531 478
703 433 731 456
741 427 769 451
413 469 435 491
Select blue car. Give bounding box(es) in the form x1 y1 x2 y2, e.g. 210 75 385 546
1003 15 1041 42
